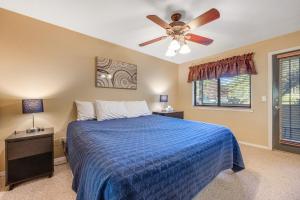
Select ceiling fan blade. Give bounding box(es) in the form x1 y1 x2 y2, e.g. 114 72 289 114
147 15 171 29
185 33 213 45
139 36 168 47
187 8 220 30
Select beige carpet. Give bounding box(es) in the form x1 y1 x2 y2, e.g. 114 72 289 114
0 145 299 200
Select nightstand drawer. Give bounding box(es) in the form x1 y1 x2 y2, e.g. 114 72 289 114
153 111 184 119
163 112 183 119
7 136 52 160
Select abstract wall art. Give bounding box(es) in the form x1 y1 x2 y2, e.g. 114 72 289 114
96 57 137 89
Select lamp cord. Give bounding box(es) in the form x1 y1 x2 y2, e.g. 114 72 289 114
32 114 35 128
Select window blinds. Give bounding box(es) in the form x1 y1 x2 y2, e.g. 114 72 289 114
194 79 218 106
279 55 300 143
220 75 251 107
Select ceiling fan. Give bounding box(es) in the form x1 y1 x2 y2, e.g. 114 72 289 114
139 8 220 57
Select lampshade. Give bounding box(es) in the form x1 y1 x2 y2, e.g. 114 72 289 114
160 95 168 103
22 99 44 114
168 39 180 51
179 43 191 54
165 48 176 57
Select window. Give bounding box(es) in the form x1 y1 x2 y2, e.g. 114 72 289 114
194 74 251 108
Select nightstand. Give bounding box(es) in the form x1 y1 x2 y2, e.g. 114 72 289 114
5 128 54 190
153 111 184 119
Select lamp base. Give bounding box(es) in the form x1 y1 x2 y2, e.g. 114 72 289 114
162 105 174 112
26 127 44 133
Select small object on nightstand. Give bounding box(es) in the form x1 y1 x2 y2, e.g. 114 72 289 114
22 99 44 133
5 128 54 190
153 111 184 119
160 95 174 112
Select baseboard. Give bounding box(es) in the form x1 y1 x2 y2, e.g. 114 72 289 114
239 141 271 150
0 156 67 177
54 156 67 166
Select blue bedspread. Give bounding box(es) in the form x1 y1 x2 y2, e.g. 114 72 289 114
67 115 244 200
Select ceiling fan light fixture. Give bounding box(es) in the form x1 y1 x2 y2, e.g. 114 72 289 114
179 43 191 54
165 48 177 57
168 39 181 51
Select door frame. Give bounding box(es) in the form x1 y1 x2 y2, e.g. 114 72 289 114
267 46 300 150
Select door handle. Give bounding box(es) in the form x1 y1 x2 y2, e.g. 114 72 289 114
274 105 280 110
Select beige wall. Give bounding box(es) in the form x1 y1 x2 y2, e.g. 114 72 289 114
178 30 300 147
0 9 179 171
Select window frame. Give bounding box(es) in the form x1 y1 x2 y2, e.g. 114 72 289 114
193 75 252 108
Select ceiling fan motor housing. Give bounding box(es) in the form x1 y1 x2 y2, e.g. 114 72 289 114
171 13 182 21
166 13 190 39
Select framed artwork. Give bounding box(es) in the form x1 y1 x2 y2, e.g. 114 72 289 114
96 57 137 90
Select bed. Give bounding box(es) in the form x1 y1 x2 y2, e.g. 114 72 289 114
66 114 244 200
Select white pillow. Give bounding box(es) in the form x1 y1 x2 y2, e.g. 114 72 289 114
95 100 128 121
75 101 96 121
125 101 151 118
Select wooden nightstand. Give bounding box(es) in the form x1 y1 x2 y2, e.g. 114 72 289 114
153 111 184 119
5 128 54 190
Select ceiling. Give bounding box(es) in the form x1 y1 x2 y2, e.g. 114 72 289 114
1 0 300 64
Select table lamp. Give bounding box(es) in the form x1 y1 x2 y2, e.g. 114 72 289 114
160 95 168 111
22 99 44 133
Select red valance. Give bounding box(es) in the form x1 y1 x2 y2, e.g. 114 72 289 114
187 53 257 82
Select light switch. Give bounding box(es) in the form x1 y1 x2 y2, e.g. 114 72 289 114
261 96 267 102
